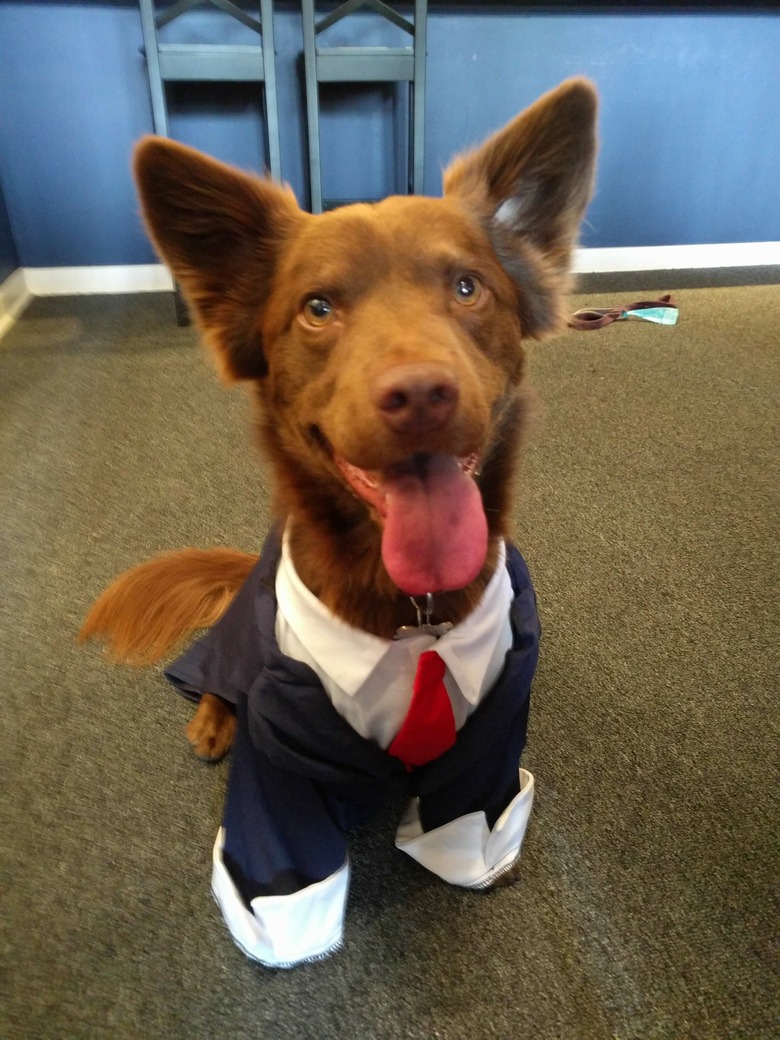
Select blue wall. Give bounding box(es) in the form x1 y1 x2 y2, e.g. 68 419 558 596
0 2 778 268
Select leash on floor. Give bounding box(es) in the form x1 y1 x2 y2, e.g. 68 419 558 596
568 293 679 330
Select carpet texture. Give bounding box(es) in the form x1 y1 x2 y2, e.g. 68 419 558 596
1 283 777 1040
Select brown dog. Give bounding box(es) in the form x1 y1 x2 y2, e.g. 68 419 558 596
81 79 597 966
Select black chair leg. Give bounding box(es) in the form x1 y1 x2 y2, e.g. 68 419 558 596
173 284 190 327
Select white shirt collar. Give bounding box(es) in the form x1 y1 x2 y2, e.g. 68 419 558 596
275 534 512 706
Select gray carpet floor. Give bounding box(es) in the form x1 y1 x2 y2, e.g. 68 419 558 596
1 282 777 1040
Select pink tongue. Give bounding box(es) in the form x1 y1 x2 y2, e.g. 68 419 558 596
381 455 488 595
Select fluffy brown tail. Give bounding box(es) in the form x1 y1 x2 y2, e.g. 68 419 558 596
78 548 258 665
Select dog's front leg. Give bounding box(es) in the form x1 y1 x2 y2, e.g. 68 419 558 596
186 693 236 762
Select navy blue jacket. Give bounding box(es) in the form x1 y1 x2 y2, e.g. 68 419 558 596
166 528 540 840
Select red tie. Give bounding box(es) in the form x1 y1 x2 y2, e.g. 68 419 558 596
388 650 456 768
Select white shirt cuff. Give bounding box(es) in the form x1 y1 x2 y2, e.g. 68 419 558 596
210 828 349 968
394 769 535 888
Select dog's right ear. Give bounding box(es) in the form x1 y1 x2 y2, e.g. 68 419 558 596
133 137 302 382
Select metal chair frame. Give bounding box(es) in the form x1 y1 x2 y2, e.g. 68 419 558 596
302 0 427 213
137 0 281 323
138 0 281 180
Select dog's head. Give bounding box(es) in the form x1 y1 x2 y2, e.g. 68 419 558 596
134 79 597 597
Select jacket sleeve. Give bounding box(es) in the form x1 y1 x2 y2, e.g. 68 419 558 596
165 531 281 705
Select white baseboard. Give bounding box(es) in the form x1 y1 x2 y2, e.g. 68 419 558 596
22 264 174 296
4 242 778 315
0 268 33 341
573 241 779 273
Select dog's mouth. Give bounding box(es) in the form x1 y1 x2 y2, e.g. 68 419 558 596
334 451 488 595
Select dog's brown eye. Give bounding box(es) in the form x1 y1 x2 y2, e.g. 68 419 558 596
453 275 483 306
301 296 334 327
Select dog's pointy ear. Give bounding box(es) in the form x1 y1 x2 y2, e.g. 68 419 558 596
133 137 302 381
443 78 598 338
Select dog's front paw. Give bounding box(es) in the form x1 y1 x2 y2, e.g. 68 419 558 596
185 693 236 762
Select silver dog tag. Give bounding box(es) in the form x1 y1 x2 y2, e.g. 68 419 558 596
393 593 453 640
394 621 453 640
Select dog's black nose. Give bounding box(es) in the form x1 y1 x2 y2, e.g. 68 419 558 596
373 363 459 435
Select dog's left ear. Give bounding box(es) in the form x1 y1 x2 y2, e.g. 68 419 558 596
443 78 598 337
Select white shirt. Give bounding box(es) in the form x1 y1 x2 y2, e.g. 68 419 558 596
274 535 515 748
